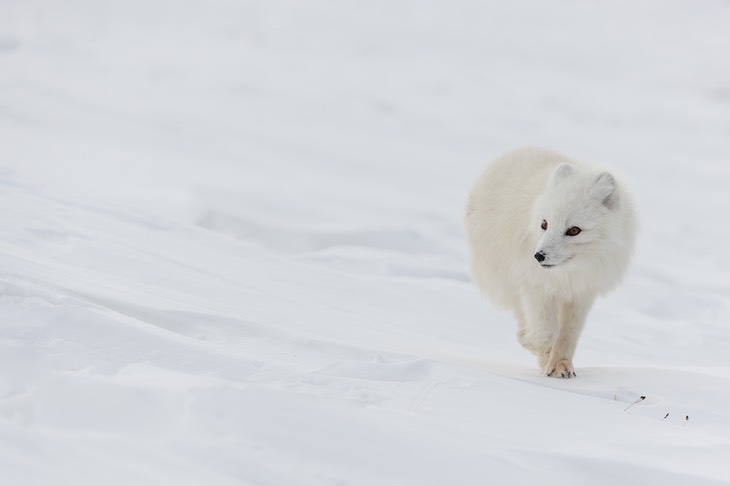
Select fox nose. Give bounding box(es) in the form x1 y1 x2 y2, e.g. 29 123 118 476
534 251 546 263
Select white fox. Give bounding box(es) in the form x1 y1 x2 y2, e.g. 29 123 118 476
465 147 637 377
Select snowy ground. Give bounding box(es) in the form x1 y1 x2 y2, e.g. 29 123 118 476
2 0 730 484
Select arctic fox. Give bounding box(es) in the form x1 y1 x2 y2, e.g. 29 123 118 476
465 147 636 378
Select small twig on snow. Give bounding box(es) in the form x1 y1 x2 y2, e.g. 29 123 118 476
661 413 669 421
623 395 646 412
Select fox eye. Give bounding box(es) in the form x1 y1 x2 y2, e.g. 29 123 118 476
566 226 581 236
541 220 547 230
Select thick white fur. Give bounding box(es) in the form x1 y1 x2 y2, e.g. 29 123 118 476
465 147 636 377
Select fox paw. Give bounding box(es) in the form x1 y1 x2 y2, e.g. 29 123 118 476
545 359 576 379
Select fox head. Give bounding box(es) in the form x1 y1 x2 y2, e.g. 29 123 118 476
532 163 619 268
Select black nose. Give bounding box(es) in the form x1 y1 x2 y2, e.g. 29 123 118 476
534 251 546 262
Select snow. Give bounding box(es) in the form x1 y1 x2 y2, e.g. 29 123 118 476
2 0 730 484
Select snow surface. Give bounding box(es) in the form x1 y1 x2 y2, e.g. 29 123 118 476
2 0 730 484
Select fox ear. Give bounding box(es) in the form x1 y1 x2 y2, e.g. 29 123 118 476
591 172 618 209
548 163 574 185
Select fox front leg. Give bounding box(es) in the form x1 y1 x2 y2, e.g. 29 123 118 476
544 298 594 378
518 295 559 367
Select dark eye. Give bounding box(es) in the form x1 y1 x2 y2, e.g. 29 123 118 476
541 220 547 230
566 226 581 236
